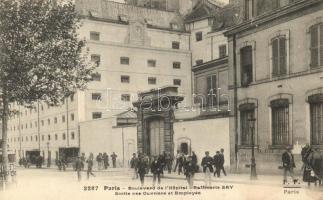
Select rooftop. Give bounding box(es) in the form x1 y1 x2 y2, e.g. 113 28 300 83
76 0 185 31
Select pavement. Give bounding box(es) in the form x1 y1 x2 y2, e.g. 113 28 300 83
1 168 323 200
16 165 318 188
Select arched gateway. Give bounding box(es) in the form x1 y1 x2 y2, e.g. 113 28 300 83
133 86 184 157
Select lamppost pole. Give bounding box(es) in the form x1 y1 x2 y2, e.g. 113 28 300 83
249 117 257 180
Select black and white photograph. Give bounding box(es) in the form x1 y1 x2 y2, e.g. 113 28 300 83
0 0 323 199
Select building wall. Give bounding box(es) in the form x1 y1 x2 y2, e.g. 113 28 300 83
79 117 137 167
227 1 323 173
173 117 230 167
186 19 228 65
80 19 192 118
7 96 79 163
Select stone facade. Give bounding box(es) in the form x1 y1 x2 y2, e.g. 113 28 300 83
225 0 323 174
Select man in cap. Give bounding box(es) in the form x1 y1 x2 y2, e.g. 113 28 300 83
201 151 214 186
282 146 298 184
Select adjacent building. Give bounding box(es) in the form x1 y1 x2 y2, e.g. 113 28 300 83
226 0 323 173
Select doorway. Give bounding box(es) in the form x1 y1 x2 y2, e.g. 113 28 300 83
148 118 165 156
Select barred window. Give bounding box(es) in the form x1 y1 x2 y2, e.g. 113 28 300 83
240 46 253 87
173 62 181 69
120 57 130 65
92 112 102 119
147 60 156 67
172 41 180 49
271 99 289 146
90 32 100 41
240 103 255 145
173 79 181 86
272 36 287 77
310 23 323 68
148 77 157 85
309 94 323 145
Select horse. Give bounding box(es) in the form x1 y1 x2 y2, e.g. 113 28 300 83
301 145 323 186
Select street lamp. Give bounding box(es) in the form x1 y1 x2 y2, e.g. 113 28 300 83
248 116 257 180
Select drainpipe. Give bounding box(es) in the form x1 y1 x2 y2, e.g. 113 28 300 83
233 34 239 172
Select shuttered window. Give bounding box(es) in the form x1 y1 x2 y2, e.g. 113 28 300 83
309 94 323 145
310 24 323 68
240 46 253 87
206 75 217 107
272 36 287 77
271 99 289 146
240 104 255 145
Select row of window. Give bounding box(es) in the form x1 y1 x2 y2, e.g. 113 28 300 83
9 113 75 132
91 54 182 69
121 76 181 86
8 132 76 143
240 93 323 146
90 31 181 49
10 95 75 120
240 23 323 87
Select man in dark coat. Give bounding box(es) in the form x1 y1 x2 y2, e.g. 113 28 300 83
165 152 173 174
213 151 221 177
177 153 186 175
184 156 196 189
111 152 117 168
282 146 298 184
151 155 163 186
136 154 148 186
103 153 109 170
173 150 180 172
201 151 213 186
219 149 226 176
192 151 198 172
130 153 138 179
75 156 83 181
87 153 95 179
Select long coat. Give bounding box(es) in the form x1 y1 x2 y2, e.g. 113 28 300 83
150 160 163 174
136 159 147 174
201 156 214 173
282 152 296 169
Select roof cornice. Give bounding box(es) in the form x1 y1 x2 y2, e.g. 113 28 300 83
224 0 322 37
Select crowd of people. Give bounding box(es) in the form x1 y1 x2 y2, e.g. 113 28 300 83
72 152 119 181
129 149 227 188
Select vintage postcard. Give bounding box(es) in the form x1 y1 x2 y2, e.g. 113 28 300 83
1 0 323 199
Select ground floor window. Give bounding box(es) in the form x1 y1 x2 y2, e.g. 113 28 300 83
309 94 323 145
271 99 289 146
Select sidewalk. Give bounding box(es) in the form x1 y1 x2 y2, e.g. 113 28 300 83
146 172 306 187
